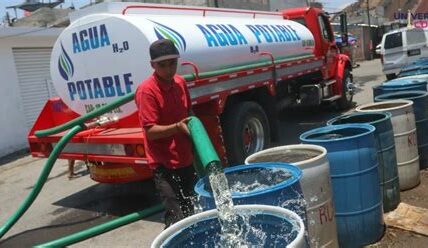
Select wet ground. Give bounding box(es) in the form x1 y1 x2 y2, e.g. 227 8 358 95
0 59 427 247
367 169 428 248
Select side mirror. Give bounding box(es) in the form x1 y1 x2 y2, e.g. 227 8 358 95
339 13 348 46
340 13 348 34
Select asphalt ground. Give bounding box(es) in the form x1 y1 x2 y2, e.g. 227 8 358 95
1 59 427 247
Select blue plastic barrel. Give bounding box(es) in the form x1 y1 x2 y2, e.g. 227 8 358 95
194 163 306 223
375 91 428 169
372 78 427 100
151 205 306 247
397 74 428 82
300 124 384 247
327 113 400 212
399 69 428 77
399 58 428 77
400 58 428 71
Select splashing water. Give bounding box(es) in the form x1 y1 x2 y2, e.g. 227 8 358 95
206 163 247 247
195 164 302 247
228 168 291 193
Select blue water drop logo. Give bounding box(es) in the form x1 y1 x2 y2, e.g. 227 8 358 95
150 20 186 52
58 43 74 81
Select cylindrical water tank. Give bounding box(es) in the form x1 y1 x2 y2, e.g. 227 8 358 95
50 13 314 118
327 112 400 212
375 91 428 169
245 145 338 248
356 100 420 190
151 205 306 248
300 124 384 248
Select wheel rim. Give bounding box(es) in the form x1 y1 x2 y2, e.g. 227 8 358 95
345 76 354 101
242 117 265 155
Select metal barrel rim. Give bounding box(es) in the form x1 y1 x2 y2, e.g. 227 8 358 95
299 124 375 143
356 99 413 112
326 112 392 127
244 144 327 167
194 162 302 199
151 204 306 248
374 90 428 102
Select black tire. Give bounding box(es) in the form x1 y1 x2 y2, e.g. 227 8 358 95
221 101 270 166
337 68 353 110
386 73 397 80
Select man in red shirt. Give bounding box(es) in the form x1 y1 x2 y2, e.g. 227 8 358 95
135 39 196 228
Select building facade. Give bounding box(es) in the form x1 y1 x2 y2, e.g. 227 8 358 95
0 27 62 157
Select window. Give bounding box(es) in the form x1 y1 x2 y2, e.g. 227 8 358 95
318 15 333 41
384 32 403 49
406 28 427 45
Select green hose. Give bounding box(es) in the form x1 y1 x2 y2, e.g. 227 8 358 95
0 115 219 246
35 94 135 138
35 53 313 138
188 117 222 177
0 125 84 239
34 204 164 247
33 117 216 246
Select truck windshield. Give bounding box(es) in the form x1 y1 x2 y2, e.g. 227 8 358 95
318 15 333 41
384 32 403 49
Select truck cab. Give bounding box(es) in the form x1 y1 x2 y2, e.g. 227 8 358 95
283 8 342 79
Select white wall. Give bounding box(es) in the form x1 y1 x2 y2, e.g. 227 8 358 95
0 28 62 157
0 40 27 157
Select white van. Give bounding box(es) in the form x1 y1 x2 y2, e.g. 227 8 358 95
380 27 428 80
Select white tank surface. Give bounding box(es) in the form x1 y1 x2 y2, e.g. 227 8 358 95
50 8 315 118
245 144 339 248
356 100 420 190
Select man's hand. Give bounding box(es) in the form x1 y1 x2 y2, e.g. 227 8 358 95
145 117 192 140
176 117 192 136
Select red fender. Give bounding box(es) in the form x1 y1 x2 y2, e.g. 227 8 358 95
334 54 352 95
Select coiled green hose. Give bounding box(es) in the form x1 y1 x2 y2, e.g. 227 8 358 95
0 125 84 239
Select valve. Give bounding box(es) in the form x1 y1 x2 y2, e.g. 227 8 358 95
84 116 119 129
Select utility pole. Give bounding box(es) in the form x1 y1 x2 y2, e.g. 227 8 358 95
366 0 372 60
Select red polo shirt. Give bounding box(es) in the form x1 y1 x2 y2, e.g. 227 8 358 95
135 73 193 169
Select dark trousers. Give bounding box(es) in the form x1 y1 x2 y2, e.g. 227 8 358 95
153 165 197 228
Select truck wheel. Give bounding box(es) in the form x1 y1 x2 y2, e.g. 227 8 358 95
221 101 270 166
386 73 397 80
337 69 353 110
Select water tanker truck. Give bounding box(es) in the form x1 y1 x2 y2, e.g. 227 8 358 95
28 3 353 183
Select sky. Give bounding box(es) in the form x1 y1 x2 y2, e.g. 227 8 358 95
318 0 357 13
0 0 357 20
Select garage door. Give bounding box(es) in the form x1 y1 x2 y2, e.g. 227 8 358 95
12 47 57 130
